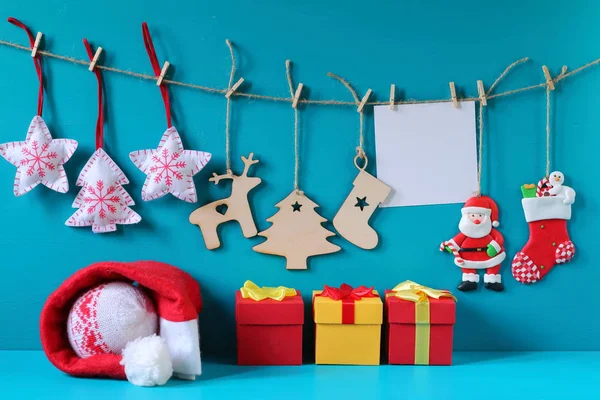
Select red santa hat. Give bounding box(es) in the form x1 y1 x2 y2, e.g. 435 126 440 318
461 195 500 227
40 261 202 386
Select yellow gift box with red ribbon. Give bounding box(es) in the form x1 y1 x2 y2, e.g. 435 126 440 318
385 281 456 365
313 284 383 365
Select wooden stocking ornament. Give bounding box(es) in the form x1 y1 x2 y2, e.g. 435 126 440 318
333 155 391 250
253 190 341 270
189 153 261 250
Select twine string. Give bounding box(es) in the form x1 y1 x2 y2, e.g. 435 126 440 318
83 39 104 150
0 38 598 107
475 57 529 196
476 104 484 196
7 18 43 116
225 39 236 174
327 72 366 159
286 60 302 193
544 66 568 177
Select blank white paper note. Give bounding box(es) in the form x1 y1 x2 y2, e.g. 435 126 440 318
374 101 477 207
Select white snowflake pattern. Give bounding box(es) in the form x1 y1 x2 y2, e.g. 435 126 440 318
149 147 186 187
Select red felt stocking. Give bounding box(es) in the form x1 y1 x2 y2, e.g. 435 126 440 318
512 174 576 284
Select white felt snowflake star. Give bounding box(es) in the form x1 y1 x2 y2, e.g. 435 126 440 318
129 127 211 203
0 116 78 196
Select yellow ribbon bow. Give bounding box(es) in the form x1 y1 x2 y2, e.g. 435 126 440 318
389 280 457 303
240 280 297 302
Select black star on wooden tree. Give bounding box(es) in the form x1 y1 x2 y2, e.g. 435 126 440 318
292 201 302 212
355 196 369 211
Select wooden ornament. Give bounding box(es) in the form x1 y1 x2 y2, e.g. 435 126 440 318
189 153 262 250
333 156 392 250
253 190 341 270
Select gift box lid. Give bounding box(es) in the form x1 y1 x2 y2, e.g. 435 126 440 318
385 290 455 325
313 290 383 325
235 291 304 325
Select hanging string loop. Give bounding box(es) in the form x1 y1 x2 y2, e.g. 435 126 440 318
83 39 104 150
328 72 369 170
286 60 303 195
141 22 172 128
224 39 237 175
8 17 43 116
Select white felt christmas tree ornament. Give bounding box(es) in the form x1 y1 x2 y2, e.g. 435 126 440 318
129 23 211 203
65 39 141 233
0 18 78 196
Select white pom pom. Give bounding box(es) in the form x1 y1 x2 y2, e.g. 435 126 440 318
120 334 173 387
492 221 500 227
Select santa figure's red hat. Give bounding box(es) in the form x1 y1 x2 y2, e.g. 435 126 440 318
462 195 500 227
40 261 202 386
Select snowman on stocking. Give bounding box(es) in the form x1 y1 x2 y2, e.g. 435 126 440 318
512 172 576 284
440 196 506 292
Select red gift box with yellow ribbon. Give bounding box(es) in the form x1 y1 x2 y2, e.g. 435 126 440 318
236 281 303 366
385 281 456 365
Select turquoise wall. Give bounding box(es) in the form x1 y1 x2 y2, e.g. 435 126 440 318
0 0 598 355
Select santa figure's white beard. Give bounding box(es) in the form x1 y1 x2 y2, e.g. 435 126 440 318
458 215 492 238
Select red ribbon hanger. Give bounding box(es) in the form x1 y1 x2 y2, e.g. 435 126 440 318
8 17 44 116
319 284 375 324
83 39 104 150
142 22 172 128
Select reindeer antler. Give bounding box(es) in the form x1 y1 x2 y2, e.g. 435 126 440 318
209 171 234 185
241 153 259 176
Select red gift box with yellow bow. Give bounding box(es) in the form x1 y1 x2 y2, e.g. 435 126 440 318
385 281 456 365
236 281 303 366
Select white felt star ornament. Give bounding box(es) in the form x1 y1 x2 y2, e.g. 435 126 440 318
129 127 211 203
0 116 78 196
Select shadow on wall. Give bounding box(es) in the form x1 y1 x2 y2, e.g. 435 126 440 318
199 284 236 361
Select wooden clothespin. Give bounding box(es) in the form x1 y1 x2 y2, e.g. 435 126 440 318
389 84 395 110
477 80 487 106
88 47 103 72
292 83 304 108
156 61 170 86
542 66 555 90
357 88 372 113
225 77 245 99
31 32 43 57
449 82 458 108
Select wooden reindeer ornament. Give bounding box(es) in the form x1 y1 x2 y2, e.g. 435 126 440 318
189 153 261 250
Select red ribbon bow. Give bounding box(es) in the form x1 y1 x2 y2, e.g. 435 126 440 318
319 284 375 324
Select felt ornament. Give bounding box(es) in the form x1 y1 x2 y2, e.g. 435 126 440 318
129 23 211 203
41 261 203 387
65 39 141 233
253 61 340 269
511 71 576 284
0 18 77 196
439 98 506 292
328 73 391 249
189 41 261 249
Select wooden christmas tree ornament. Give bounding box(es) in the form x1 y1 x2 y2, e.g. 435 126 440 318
253 190 340 270
189 153 261 250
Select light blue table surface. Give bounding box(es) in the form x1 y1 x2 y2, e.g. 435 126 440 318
1 351 598 399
